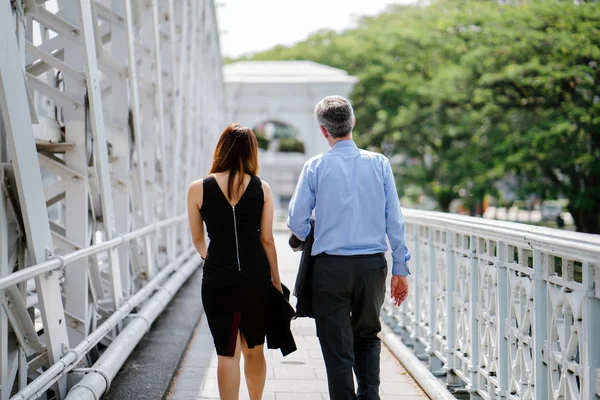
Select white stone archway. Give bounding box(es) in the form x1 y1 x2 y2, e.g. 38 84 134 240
224 61 358 211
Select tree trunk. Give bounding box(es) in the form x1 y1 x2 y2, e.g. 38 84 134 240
438 197 453 213
568 205 600 234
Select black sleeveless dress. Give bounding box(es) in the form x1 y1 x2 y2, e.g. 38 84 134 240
200 175 272 356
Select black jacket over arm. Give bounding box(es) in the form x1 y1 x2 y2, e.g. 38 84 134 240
289 220 316 318
266 284 297 356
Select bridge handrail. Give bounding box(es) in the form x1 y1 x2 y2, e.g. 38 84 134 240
402 209 600 261
383 208 600 400
0 214 187 291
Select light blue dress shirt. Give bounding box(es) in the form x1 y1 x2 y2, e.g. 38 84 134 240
287 140 412 276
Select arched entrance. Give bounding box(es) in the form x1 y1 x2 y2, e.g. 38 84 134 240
253 120 305 153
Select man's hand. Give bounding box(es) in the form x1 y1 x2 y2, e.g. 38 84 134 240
391 275 409 307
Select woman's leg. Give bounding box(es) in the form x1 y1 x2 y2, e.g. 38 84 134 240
217 331 242 400
241 335 267 400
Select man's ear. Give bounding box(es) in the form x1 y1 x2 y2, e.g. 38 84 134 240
352 117 356 129
320 126 329 139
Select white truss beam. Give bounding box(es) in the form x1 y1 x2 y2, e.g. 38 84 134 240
0 0 225 397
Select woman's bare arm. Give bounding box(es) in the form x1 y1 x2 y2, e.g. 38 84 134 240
187 180 207 258
260 181 282 291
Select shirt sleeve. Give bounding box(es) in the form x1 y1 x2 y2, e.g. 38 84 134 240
383 157 412 276
287 162 315 241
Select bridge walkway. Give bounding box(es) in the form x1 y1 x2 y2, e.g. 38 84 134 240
165 233 428 400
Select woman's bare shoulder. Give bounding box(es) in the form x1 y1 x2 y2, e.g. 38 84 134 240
188 179 204 195
260 179 273 200
260 179 272 190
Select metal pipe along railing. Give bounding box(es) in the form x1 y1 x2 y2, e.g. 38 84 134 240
10 247 198 400
0 214 187 291
380 323 456 400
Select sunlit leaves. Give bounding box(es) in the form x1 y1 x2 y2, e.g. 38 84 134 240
241 0 600 232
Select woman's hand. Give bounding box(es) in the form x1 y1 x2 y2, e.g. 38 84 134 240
272 280 283 293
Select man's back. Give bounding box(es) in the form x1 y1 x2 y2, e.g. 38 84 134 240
288 139 410 276
304 140 388 256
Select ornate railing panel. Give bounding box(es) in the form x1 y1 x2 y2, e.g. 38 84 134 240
382 210 600 400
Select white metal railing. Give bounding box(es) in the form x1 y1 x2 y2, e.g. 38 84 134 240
0 215 186 292
0 213 194 400
382 209 600 400
5 218 194 399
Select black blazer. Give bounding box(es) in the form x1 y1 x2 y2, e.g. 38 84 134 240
289 220 316 318
266 284 297 356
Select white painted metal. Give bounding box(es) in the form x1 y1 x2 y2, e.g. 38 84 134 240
0 0 224 397
78 0 124 314
149 0 172 262
380 323 456 400
11 249 198 400
123 0 154 279
382 209 600 400
1 3 70 397
1 169 10 400
64 252 201 400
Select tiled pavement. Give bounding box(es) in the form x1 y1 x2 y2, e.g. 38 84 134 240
166 233 428 400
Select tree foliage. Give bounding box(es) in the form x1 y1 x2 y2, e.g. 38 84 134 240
238 0 600 233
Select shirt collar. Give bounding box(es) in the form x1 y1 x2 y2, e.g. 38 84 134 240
331 140 357 150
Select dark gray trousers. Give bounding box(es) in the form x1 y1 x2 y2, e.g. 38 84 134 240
313 253 387 400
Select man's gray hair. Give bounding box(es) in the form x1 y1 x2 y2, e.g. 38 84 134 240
314 95 355 138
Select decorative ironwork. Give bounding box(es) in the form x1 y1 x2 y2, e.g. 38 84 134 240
382 210 600 400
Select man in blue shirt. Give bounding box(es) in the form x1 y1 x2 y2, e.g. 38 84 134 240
288 95 411 400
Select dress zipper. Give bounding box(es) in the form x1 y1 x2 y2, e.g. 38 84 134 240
232 205 241 271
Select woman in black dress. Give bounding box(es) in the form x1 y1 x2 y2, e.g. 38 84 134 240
187 123 282 400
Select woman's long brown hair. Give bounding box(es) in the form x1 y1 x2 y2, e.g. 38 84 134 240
209 123 259 201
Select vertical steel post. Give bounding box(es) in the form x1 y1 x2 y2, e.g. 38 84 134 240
60 0 93 348
183 0 199 248
150 0 173 263
109 0 133 296
77 0 123 310
428 229 441 372
412 229 421 350
124 0 154 278
496 241 509 398
533 249 548 400
0 171 9 400
445 232 459 387
0 3 69 396
582 261 599 400
468 235 481 399
170 0 189 255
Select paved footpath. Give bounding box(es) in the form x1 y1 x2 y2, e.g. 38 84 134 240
166 232 428 400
